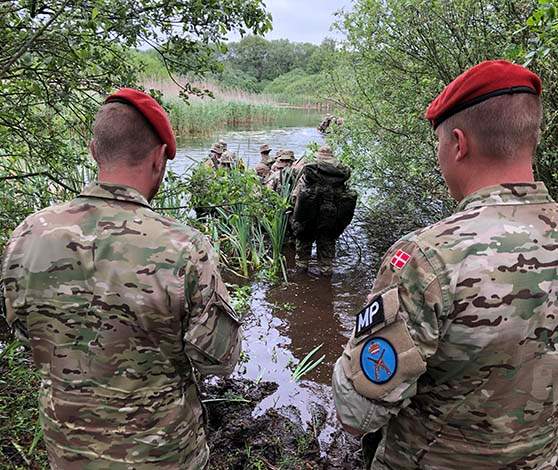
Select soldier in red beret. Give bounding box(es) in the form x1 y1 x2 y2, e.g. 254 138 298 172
1 88 242 468
333 60 558 469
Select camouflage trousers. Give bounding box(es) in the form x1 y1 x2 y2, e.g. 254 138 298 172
295 237 336 275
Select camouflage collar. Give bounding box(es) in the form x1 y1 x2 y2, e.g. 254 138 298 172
78 182 151 208
457 182 553 212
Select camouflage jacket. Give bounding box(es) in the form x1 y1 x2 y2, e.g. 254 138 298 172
332 182 558 469
265 167 296 194
1 182 242 469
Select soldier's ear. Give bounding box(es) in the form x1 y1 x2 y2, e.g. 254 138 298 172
152 144 167 173
452 128 469 162
89 140 99 163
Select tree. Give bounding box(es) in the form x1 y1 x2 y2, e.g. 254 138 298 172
224 36 330 84
0 0 271 248
328 0 550 246
516 0 558 197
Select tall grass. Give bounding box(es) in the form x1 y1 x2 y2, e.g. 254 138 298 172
183 164 298 280
216 205 254 278
168 99 292 136
261 170 296 281
143 77 329 109
0 339 48 468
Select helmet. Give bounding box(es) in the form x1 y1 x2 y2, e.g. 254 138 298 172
278 150 295 162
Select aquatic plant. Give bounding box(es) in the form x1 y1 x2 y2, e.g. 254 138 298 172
291 344 326 382
183 163 294 280
216 205 253 278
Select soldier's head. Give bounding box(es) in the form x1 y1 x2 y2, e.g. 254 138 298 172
277 150 295 167
268 149 283 166
260 143 271 156
210 143 224 158
255 162 270 179
91 88 176 201
316 145 335 161
218 139 228 151
426 60 542 201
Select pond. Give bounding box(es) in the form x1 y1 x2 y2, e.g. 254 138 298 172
171 111 380 448
170 109 325 173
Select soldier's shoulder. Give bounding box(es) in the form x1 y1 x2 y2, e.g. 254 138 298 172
9 199 79 239
141 210 210 252
377 206 487 282
407 205 488 249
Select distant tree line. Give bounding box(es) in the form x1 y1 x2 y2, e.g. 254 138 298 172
217 36 336 92
135 36 338 96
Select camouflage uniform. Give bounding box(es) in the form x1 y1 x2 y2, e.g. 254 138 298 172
204 143 224 169
318 114 334 133
254 162 270 183
333 182 558 469
218 150 235 169
259 144 271 165
264 151 294 192
1 182 242 469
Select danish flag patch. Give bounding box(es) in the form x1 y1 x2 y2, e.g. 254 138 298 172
390 249 411 270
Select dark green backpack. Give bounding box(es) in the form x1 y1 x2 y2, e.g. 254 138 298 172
292 162 357 239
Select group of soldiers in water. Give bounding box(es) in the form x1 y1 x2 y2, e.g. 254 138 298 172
202 139 356 276
204 139 299 187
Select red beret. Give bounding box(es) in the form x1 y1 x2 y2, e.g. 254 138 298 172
425 60 542 129
105 88 176 159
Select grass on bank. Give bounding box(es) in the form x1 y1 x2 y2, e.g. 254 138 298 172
0 339 48 469
143 77 331 110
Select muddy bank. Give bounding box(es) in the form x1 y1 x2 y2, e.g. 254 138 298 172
203 377 362 469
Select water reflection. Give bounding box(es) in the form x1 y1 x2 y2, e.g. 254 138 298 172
236 217 380 446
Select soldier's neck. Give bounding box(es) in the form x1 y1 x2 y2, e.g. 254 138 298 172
97 167 154 201
459 160 535 200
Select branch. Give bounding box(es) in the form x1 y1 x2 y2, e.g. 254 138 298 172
0 0 70 79
0 171 78 194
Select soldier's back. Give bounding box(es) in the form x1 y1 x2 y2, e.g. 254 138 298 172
2 182 210 469
375 182 558 469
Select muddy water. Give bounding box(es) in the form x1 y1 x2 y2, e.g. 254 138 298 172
237 218 381 447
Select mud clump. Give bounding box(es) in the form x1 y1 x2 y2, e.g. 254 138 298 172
202 378 363 469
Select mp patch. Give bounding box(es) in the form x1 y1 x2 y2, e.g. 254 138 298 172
360 337 397 384
355 295 385 338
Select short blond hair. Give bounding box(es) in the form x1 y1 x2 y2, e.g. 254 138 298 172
93 102 162 166
439 93 542 159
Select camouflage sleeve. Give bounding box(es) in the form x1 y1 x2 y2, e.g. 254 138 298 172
1 229 30 345
265 173 277 191
183 235 242 376
332 238 445 433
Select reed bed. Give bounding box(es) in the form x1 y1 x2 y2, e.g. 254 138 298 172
167 99 292 136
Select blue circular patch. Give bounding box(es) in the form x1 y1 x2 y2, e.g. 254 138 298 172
360 337 397 384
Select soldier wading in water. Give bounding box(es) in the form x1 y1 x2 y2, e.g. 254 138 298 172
332 60 558 469
291 145 357 276
1 88 242 469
